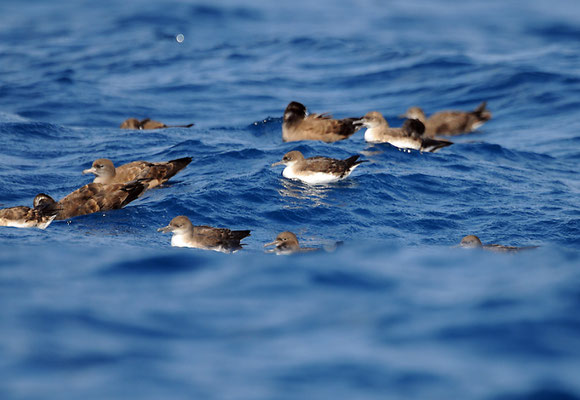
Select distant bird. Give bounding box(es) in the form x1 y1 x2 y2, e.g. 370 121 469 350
458 235 538 253
282 101 363 142
0 194 60 229
400 102 492 137
83 157 192 189
158 215 251 253
271 150 366 184
359 111 452 152
120 118 194 130
264 231 318 255
44 181 146 220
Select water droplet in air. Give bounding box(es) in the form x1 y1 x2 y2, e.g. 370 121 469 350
176 34 184 43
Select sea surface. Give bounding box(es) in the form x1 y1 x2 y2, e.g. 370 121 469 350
1 0 579 399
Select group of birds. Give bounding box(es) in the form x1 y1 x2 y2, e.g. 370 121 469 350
1 100 535 254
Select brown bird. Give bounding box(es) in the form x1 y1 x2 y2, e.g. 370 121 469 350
0 194 60 229
458 235 538 253
83 157 192 189
158 215 251 253
264 231 318 254
120 118 194 130
359 111 452 152
282 101 363 142
271 150 366 184
400 102 492 137
43 181 146 220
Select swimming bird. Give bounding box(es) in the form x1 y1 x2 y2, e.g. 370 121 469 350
400 102 491 137
282 101 363 142
458 235 538 253
271 150 366 184
45 181 146 220
359 111 452 152
120 118 194 130
0 194 60 229
83 157 192 189
264 231 318 255
158 215 251 253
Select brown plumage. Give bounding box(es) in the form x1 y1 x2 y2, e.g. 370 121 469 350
158 215 251 253
282 101 363 142
120 118 194 130
52 181 146 220
83 157 192 189
459 235 538 253
0 194 60 229
360 111 453 152
401 102 492 137
264 231 318 254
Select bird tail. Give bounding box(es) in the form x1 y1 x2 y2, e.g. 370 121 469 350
166 123 195 128
344 155 368 168
166 157 193 179
421 138 453 153
472 101 492 121
231 230 252 241
120 181 147 207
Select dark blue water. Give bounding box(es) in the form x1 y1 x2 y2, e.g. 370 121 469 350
1 0 579 399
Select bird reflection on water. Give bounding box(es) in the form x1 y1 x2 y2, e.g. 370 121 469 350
277 178 359 208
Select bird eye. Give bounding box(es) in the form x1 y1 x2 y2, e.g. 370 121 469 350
96 164 103 169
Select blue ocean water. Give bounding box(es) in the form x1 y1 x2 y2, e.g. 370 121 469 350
1 0 579 399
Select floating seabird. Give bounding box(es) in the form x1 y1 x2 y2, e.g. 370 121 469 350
83 157 192 189
458 235 538 253
46 181 146 220
359 111 452 152
158 215 251 253
0 194 60 229
282 101 363 142
400 102 491 137
120 118 194 130
271 150 366 184
264 231 318 255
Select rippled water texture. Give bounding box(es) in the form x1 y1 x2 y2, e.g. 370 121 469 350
0 0 579 399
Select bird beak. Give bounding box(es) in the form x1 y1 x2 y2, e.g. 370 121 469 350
398 113 408 119
82 167 97 175
264 240 280 247
157 225 173 233
271 161 284 167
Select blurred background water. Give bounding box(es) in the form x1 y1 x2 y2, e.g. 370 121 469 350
0 0 579 399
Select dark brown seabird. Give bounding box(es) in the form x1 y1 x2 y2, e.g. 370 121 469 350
264 231 318 255
282 101 363 143
359 111 452 152
271 150 366 184
458 235 538 253
400 102 492 137
40 181 146 220
158 215 251 253
0 194 60 229
83 157 192 189
120 118 194 130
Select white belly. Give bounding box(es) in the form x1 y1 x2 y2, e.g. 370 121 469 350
364 127 383 143
170 234 235 253
386 137 421 150
365 128 421 150
171 234 191 248
0 219 34 228
282 165 354 185
0 217 54 229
